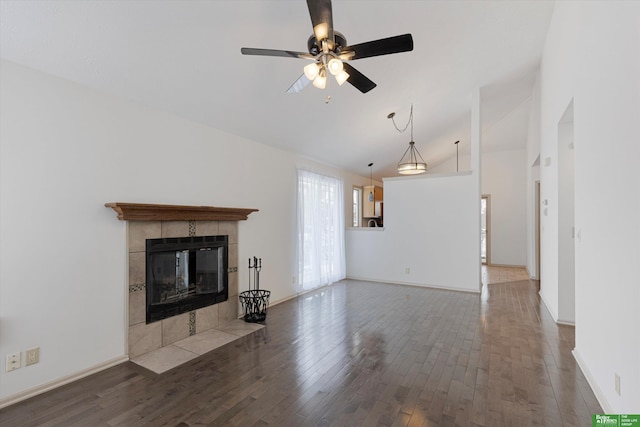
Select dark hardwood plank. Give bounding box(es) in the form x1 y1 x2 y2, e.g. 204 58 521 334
0 278 602 426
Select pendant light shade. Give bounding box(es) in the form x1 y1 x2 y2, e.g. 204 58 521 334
388 105 427 175
397 141 427 175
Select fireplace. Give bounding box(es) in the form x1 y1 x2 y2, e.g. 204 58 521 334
146 235 228 323
105 203 257 357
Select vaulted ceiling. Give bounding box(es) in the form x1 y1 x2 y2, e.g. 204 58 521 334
0 0 554 180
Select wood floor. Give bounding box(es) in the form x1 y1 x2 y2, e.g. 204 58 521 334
0 277 601 426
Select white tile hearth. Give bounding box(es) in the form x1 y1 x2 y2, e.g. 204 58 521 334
216 319 265 336
131 345 198 374
131 319 264 374
174 329 239 354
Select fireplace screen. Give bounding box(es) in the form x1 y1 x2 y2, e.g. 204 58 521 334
146 235 228 323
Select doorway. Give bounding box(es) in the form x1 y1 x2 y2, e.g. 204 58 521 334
481 195 491 264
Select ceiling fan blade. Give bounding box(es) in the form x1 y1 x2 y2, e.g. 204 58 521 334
342 62 376 94
286 74 312 94
341 34 413 60
241 47 314 60
307 0 334 47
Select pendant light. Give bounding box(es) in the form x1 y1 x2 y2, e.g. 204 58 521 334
368 163 374 202
388 105 427 174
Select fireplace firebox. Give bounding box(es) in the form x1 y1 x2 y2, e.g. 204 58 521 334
146 235 228 323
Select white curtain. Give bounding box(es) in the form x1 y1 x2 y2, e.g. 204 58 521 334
296 169 346 291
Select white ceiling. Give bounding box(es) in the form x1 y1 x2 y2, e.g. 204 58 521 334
0 0 554 180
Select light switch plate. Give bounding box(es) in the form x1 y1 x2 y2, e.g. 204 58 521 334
6 352 21 372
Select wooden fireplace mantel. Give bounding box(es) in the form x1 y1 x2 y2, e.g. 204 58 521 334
105 202 258 222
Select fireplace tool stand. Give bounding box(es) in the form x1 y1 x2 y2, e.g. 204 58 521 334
239 256 270 323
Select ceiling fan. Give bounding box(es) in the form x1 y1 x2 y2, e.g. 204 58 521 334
240 0 413 94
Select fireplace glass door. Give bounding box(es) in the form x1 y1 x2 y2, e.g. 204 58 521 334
146 235 228 323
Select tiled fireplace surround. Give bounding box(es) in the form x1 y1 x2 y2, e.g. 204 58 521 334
127 220 240 358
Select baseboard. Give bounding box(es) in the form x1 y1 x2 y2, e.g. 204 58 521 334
264 293 299 307
524 265 539 280
0 355 129 409
573 348 612 413
267 285 331 308
263 277 482 308
345 276 481 294
538 290 558 323
487 263 527 269
537 292 575 326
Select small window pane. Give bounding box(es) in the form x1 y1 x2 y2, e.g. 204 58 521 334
353 187 361 227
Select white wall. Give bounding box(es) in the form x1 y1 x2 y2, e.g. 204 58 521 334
431 149 527 267
346 172 481 292
527 162 540 280
526 72 542 279
428 150 472 174
557 114 575 324
429 154 470 175
539 1 640 413
480 150 527 266
0 60 363 403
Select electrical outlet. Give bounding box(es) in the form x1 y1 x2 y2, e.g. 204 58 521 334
405 267 410 274
615 373 621 395
26 347 39 366
6 352 21 372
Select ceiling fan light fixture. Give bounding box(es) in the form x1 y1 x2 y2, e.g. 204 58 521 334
304 62 321 80
327 57 343 75
313 69 327 89
335 70 350 85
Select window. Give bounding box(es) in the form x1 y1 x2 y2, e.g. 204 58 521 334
296 170 346 291
352 187 362 227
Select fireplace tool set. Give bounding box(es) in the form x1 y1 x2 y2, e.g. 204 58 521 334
239 256 271 323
